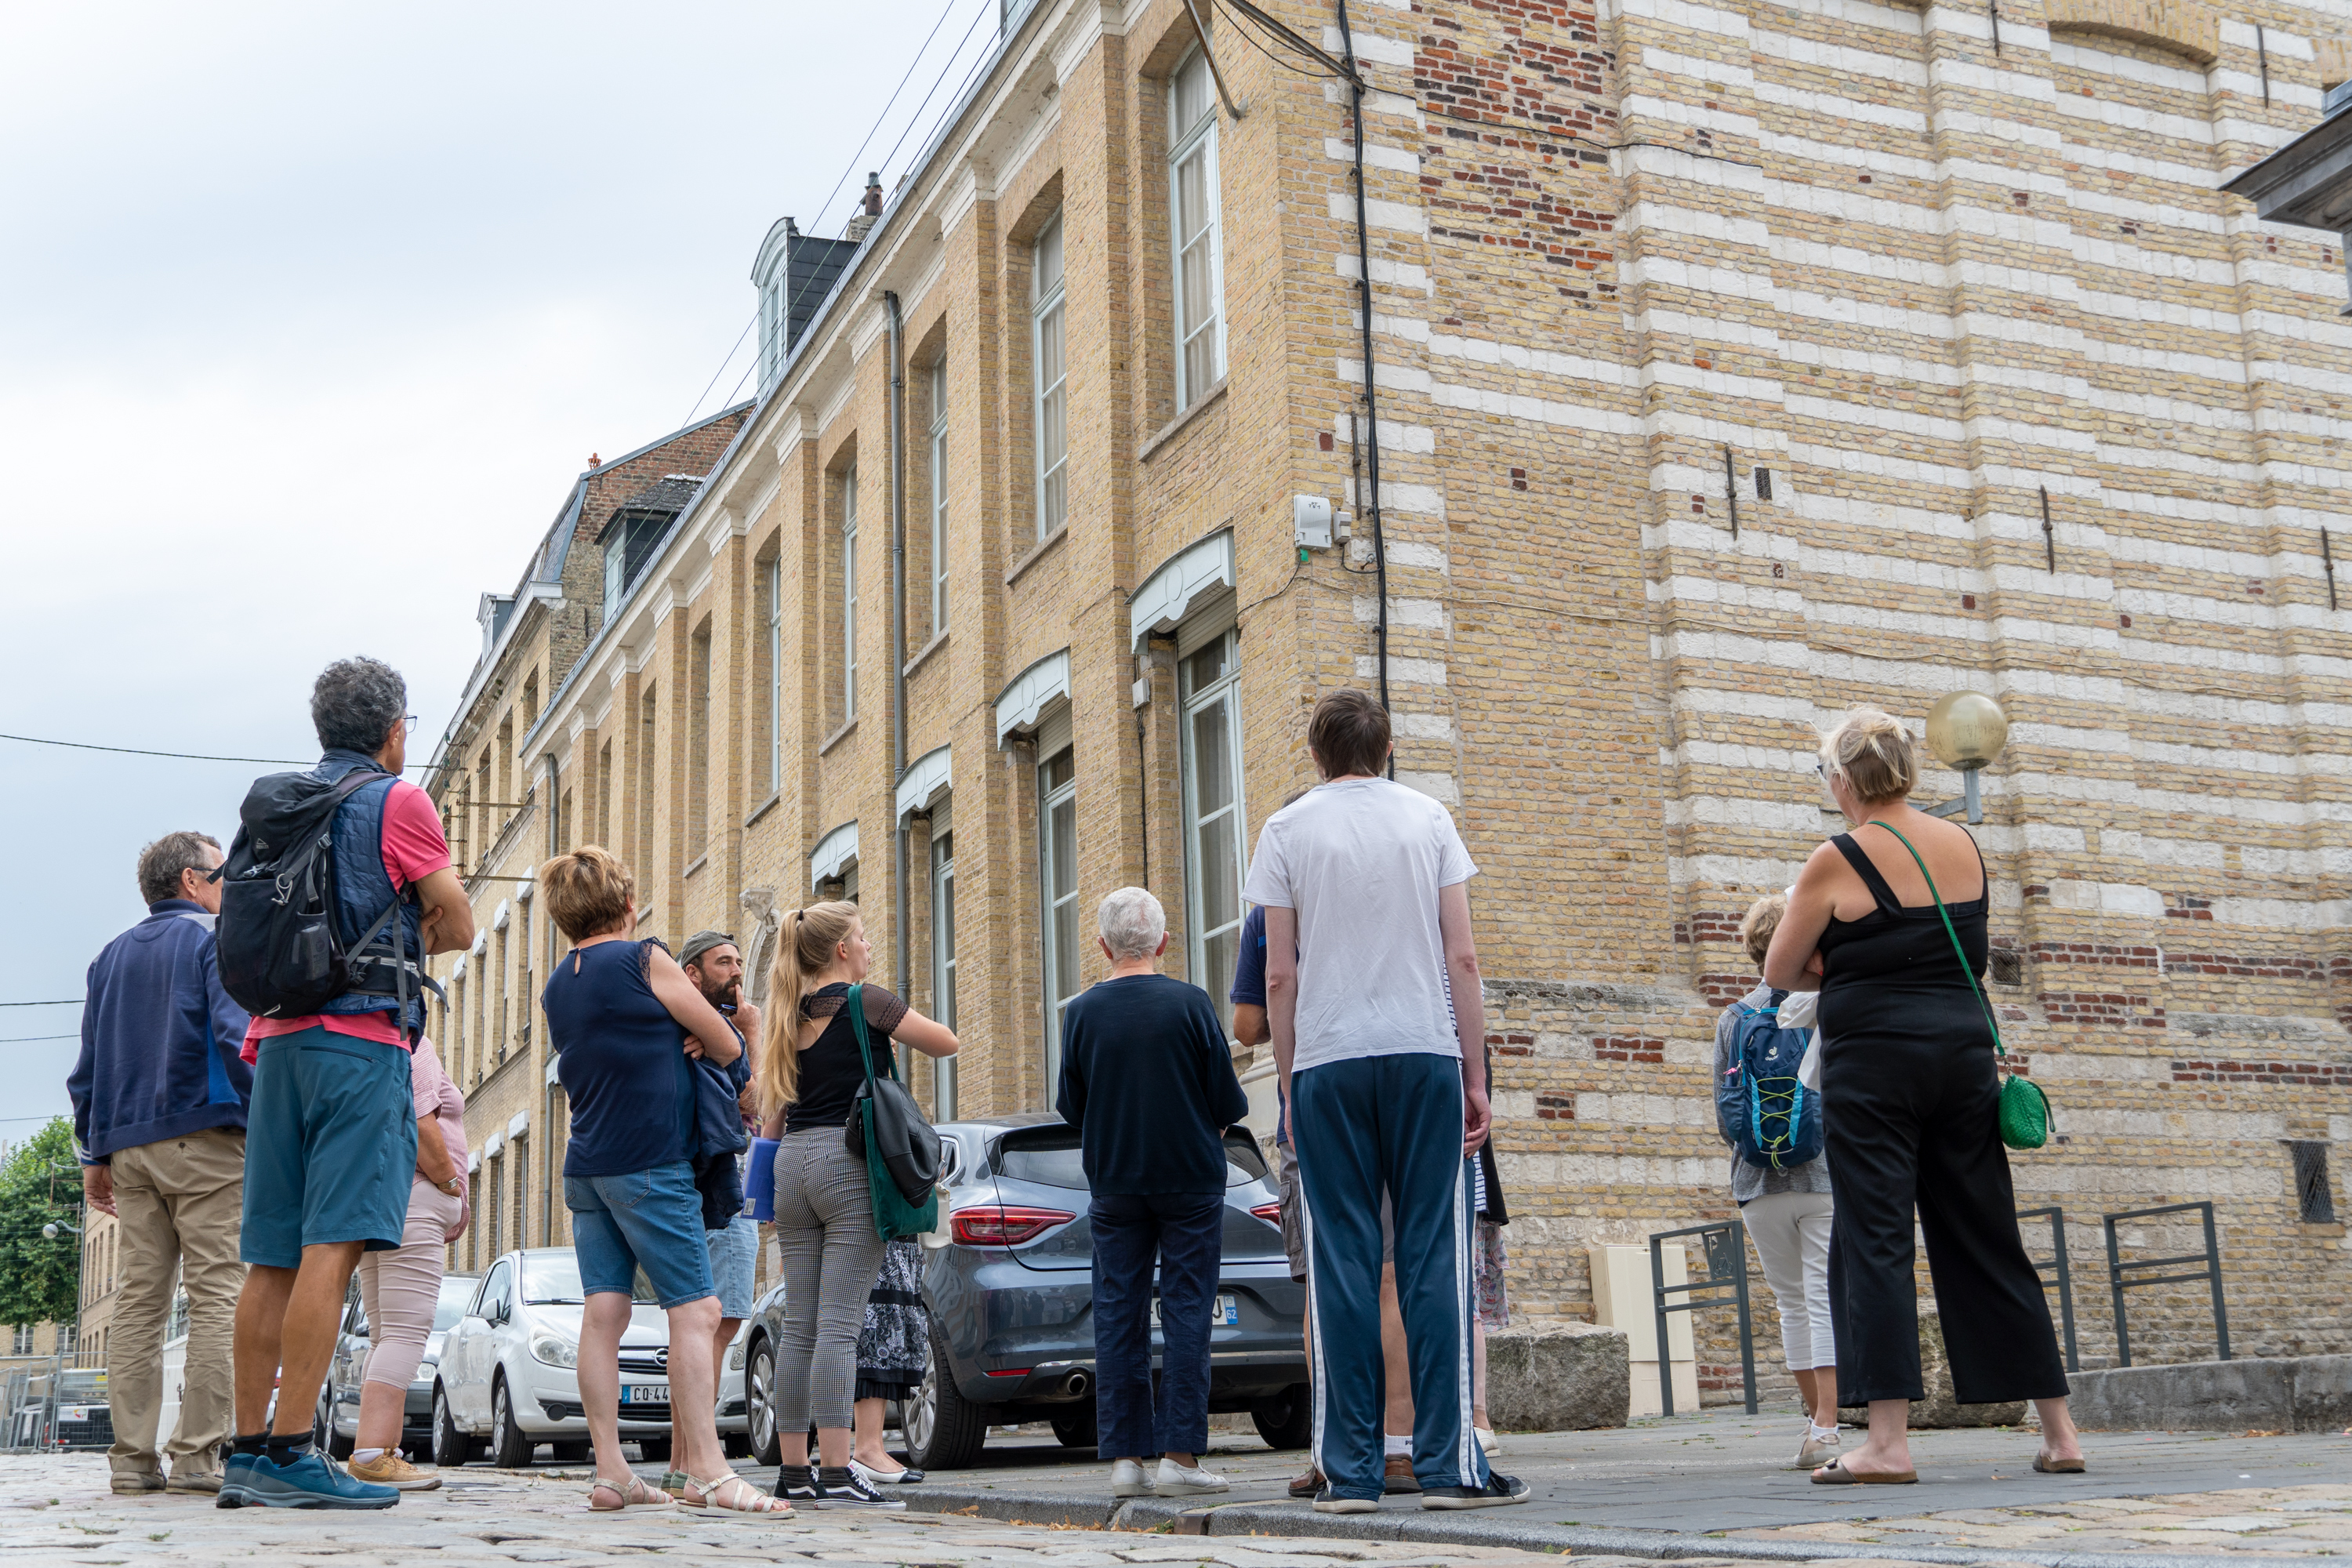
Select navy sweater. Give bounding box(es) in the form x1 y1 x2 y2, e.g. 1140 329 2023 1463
1055 973 1250 1196
69 902 252 1161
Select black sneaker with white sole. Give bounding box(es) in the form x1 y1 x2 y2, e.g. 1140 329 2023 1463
1312 1489 1380 1514
1420 1472 1533 1509
815 1466 906 1509
778 1464 822 1505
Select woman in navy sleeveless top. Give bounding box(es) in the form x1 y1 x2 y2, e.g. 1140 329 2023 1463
1765 711 2081 1485
537 848 789 1518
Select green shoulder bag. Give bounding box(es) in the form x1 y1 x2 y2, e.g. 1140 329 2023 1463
1867 822 2051 1152
843 983 945 1241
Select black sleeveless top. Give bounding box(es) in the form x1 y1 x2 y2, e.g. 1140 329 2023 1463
1816 828 1994 1053
784 982 909 1134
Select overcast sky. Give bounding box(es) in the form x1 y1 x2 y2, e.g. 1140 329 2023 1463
0 0 999 1143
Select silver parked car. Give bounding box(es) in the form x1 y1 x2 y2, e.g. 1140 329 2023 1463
314 1271 480 1459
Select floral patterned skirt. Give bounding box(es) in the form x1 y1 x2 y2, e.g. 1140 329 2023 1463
854 1240 930 1401
1473 1218 1510 1328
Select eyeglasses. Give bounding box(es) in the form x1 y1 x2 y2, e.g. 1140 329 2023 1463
403 715 419 735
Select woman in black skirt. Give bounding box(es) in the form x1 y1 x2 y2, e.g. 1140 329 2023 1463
849 1240 929 1486
1765 709 2082 1484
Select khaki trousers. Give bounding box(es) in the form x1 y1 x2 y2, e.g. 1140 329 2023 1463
107 1127 245 1479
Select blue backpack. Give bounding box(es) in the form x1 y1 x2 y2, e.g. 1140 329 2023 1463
1715 993 1822 1170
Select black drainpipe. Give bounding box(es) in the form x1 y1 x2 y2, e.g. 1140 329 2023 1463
1337 1 1392 775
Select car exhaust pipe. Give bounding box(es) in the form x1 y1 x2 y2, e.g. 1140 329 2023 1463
1063 1370 1090 1399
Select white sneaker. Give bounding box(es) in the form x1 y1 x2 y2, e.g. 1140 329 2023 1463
1795 1425 1842 1470
1474 1425 1501 1457
1153 1458 1229 1497
1109 1459 1152 1497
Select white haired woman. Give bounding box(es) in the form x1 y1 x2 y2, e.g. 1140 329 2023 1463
1055 887 1250 1500
1763 709 2081 1484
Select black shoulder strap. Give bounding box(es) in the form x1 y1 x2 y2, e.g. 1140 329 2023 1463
1828 833 1903 916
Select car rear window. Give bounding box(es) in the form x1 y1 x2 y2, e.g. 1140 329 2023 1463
435 1274 479 1331
996 1127 1270 1189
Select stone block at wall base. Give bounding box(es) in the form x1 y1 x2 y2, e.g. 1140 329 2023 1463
2067 1354 2352 1432
1484 1321 1631 1432
1838 1311 2027 1429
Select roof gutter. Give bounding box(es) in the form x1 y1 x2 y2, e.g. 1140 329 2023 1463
887 289 911 1010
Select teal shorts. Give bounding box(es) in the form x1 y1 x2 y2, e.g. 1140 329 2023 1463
240 1027 419 1269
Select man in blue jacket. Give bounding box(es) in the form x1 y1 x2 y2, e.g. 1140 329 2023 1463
69 830 252 1497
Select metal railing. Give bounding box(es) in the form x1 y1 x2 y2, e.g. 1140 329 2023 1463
1651 1219 1756 1416
2016 1205 2080 1373
2103 1200 2228 1367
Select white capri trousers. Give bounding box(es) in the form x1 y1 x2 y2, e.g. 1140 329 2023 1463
358 1180 464 1391
1742 1190 1836 1372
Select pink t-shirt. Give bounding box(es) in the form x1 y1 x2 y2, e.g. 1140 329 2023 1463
410 1037 470 1219
241 779 453 1058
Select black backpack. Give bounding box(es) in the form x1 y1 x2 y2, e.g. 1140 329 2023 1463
214 764 408 1022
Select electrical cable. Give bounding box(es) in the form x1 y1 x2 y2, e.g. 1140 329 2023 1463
1214 1 1335 77
0 731 448 775
0 1000 80 1008
0 1034 79 1044
687 0 991 426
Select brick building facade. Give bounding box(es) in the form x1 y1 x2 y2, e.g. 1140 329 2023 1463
426 0 2350 1388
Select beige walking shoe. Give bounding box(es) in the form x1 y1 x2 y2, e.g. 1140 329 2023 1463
345 1450 443 1490
164 1470 221 1494
110 1470 166 1496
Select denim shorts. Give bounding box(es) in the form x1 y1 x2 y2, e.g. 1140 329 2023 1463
241 1027 418 1270
706 1213 760 1318
564 1162 715 1309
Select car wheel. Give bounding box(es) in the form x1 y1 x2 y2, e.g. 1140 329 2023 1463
1250 1384 1314 1450
746 1338 781 1468
636 1436 671 1463
322 1393 355 1461
488 1376 534 1468
430 1384 470 1470
902 1323 986 1471
1049 1399 1097 1450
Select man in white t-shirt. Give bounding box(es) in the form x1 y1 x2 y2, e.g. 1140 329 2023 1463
1242 688 1528 1513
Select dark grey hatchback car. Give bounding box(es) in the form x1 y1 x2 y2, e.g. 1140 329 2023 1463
740 1112 1310 1470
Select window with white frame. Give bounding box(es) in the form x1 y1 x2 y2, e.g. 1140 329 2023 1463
1033 216 1067 539
840 465 858 723
1169 49 1225 408
1039 742 1079 1087
931 821 957 1120
1181 628 1246 1038
929 357 950 636
767 554 783 794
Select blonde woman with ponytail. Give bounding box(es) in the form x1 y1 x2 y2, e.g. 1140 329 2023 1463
753 902 957 1507
1763 709 2080 1485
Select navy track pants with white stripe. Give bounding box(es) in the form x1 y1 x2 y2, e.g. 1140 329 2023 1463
1293 1051 1489 1501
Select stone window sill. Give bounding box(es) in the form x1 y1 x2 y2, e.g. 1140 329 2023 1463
1005 525 1068 587
1138 376 1229 464
745 791 782 829
684 852 708 880
905 630 949 679
820 718 858 757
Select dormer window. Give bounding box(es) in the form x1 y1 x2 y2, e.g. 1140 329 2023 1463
601 510 668 623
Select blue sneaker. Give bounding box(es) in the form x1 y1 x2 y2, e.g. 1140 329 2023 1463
234 1449 398 1509
216 1451 258 1509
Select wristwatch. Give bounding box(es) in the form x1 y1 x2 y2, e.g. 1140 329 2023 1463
439 1175 464 1196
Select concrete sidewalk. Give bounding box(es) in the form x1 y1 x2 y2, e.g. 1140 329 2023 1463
853 1408 2352 1563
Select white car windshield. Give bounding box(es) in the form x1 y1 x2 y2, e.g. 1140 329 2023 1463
434 1274 478 1331
522 1252 659 1305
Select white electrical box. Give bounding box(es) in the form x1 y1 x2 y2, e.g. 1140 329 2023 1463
1294 494 1334 548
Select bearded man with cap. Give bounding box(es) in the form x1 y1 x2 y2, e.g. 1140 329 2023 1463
658 930 763 1490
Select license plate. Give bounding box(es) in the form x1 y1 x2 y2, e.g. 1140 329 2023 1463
620 1385 668 1405
1150 1294 1238 1327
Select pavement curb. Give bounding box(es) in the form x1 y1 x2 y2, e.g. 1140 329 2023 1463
898 1485 2287 1568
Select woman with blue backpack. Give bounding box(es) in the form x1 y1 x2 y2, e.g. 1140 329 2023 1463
1715 893 1838 1470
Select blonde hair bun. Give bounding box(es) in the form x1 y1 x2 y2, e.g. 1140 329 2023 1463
1819 707 1918 805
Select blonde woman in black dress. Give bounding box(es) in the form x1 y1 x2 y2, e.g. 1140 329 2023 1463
1764 709 2082 1484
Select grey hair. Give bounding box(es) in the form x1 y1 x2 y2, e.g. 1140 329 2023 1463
312 657 408 753
1098 885 1167 961
136 830 221 905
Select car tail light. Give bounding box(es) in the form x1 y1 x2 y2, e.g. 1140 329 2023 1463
951 1205 1076 1247
1249 1202 1283 1227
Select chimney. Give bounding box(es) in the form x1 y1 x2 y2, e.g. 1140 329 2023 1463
846 172 884 243
588 452 600 468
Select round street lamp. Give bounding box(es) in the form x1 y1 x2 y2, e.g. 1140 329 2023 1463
1924 691 2008 824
